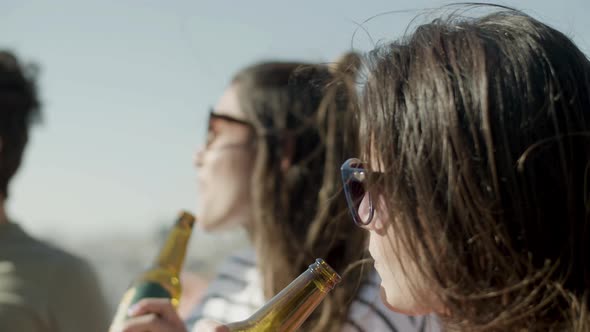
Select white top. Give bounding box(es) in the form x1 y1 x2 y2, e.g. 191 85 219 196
185 248 440 331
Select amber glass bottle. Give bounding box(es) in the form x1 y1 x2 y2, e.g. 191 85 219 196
225 258 341 332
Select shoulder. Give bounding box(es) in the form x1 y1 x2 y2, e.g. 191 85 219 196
185 247 263 327
0 224 90 271
0 305 48 332
0 224 98 295
0 224 102 330
202 247 261 306
32 238 97 284
2 226 102 305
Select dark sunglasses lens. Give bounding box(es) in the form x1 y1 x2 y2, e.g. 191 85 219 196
343 160 373 225
349 180 365 210
348 161 365 204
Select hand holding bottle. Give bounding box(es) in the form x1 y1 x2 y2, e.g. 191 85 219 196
114 298 188 332
114 299 228 332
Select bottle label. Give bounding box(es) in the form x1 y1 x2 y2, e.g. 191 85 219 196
129 281 171 303
108 282 172 331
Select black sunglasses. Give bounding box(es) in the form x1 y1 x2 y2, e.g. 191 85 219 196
341 158 375 227
205 109 257 150
209 109 254 128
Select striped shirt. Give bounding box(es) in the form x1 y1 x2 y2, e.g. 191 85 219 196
185 248 440 332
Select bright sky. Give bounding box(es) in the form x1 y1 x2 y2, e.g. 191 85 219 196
1 0 588 237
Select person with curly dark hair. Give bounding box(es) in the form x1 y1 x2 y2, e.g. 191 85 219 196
0 50 110 332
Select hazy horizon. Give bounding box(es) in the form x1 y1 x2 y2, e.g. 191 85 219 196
1 0 588 238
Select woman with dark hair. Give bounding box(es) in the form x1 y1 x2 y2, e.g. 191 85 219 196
115 56 434 331
339 6 590 331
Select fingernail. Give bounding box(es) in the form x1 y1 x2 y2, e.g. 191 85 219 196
127 304 138 316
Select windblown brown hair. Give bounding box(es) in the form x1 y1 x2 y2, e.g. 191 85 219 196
232 54 369 332
360 6 590 331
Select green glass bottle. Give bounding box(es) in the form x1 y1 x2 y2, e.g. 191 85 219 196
109 211 196 331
